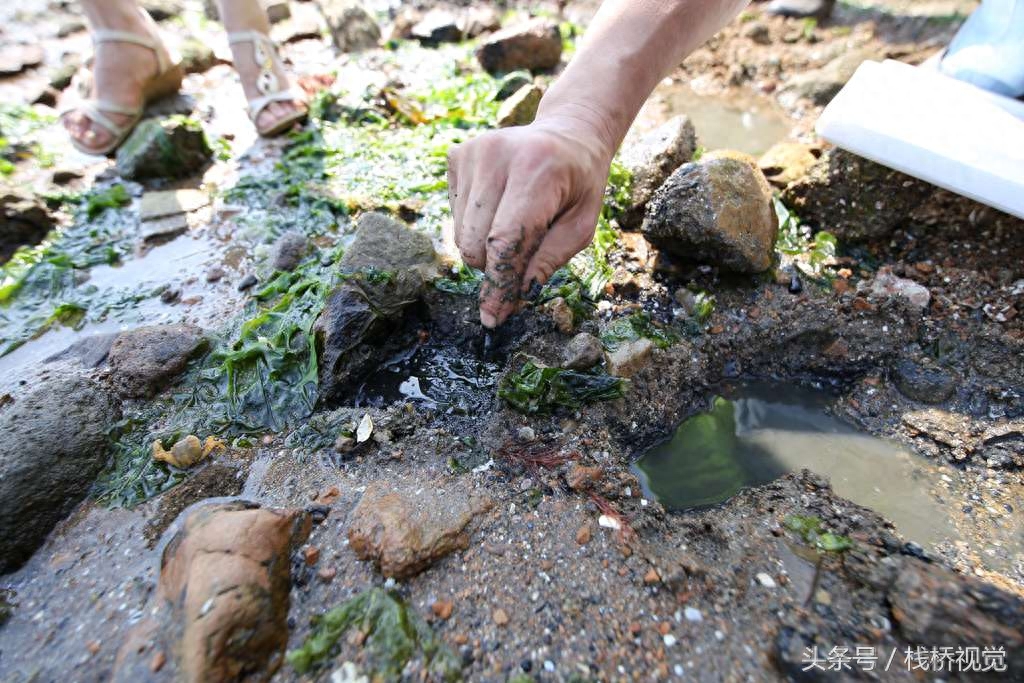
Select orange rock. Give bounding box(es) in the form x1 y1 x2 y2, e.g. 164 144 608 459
629 621 642 636
432 599 454 620
644 568 661 585
149 651 166 673
575 523 592 546
567 464 604 491
493 608 510 626
317 566 337 582
303 545 320 565
316 485 341 505
658 621 671 635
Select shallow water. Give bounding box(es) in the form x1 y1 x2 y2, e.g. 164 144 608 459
655 82 791 156
633 383 960 551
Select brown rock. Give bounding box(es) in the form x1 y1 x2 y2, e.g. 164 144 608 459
432 599 454 620
106 324 208 398
644 568 661 585
347 479 494 578
758 141 820 188
303 545 320 565
575 523 592 546
317 566 337 582
567 464 603 491
543 296 575 334
497 84 543 128
642 153 778 273
475 19 561 75
619 115 698 228
493 608 510 626
114 501 311 682
606 338 654 378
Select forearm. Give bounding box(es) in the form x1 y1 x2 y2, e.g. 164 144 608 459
537 0 750 156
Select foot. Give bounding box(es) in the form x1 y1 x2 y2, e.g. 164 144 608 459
62 15 171 154
228 37 306 134
766 0 836 20
940 0 1024 98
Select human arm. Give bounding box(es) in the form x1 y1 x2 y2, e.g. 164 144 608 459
447 0 751 327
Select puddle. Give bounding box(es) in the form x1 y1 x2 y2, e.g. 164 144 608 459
355 345 498 415
653 82 791 156
633 383 961 551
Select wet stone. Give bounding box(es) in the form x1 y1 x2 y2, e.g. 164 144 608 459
106 324 208 399
140 0 184 21
44 332 119 369
494 71 532 101
0 375 121 573
269 229 309 272
1 188 55 264
893 359 956 404
116 117 213 181
347 479 494 578
564 332 605 370
458 6 501 39
475 19 562 75
642 152 778 273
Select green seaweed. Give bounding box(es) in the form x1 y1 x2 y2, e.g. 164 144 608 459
784 514 854 553
601 311 677 351
498 360 624 414
773 197 837 278
435 263 484 295
83 184 131 220
536 268 595 324
287 588 461 680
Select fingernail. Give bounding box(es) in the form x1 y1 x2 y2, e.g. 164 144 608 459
480 310 498 328
522 279 542 302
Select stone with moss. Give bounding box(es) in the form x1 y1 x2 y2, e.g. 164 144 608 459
115 117 212 181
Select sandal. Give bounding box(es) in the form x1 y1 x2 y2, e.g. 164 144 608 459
61 29 183 156
227 31 308 137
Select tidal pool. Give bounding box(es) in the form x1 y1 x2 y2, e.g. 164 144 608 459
633 383 958 551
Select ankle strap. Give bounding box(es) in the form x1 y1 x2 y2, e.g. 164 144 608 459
227 30 273 46
92 29 168 73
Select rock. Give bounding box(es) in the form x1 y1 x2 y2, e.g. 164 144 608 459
205 265 225 282
273 3 326 43
201 0 219 20
782 47 877 105
458 7 501 38
767 0 836 19
45 332 119 368
756 572 777 588
493 75 531 106
347 479 493 578
497 84 543 128
237 273 258 290
606 338 654 378
782 149 932 242
113 501 312 682
179 38 218 74
116 117 212 181
265 0 291 23
140 0 184 21
869 267 931 310
742 21 772 45
642 153 777 273
270 229 309 271
893 359 955 404
48 60 80 91
888 559 1024 667
106 324 208 398
51 168 84 185
475 19 562 75
981 424 1024 468
432 599 454 620
567 464 603 491
758 141 819 188
564 333 604 370
619 115 698 228
141 214 189 242
0 376 121 573
340 211 438 279
543 296 575 334
30 87 59 107
493 608 509 626
139 189 209 221
411 9 462 45
575 524 591 545
0 44 44 76
318 0 381 52
56 19 86 37
1 188 55 263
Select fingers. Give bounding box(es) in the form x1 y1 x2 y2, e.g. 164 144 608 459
458 177 506 269
522 198 602 290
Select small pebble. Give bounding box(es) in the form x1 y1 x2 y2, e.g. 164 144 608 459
237 273 258 291
756 572 776 588
684 607 702 623
663 634 677 647
493 608 509 626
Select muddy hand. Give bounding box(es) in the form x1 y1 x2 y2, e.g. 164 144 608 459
447 120 612 328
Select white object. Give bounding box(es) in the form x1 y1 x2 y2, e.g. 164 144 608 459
756 572 777 588
356 413 373 443
816 59 1024 220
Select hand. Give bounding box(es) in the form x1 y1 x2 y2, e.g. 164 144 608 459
447 116 615 328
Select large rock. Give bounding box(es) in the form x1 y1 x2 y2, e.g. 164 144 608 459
642 152 778 273
106 324 208 398
0 376 121 573
114 501 311 682
340 211 438 279
758 141 820 188
1 188 55 263
782 47 878 105
348 480 493 578
475 18 562 75
619 115 698 228
892 359 955 404
116 117 212 181
782 148 932 242
318 0 381 52
410 9 462 45
269 229 309 271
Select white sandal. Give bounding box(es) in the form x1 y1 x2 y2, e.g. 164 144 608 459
227 31 308 137
61 28 183 156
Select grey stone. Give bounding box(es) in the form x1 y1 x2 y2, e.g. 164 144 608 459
475 19 562 75
497 84 543 128
893 360 956 404
742 21 772 45
619 115 698 228
140 214 189 242
564 333 604 370
270 229 309 271
106 324 208 398
44 333 119 368
606 338 654 378
642 151 778 273
1 188 55 264
318 0 381 52
782 47 877 105
411 9 462 45
139 189 209 220
265 0 291 23
458 6 501 38
116 117 212 181
340 212 438 279
0 375 121 573
782 148 932 242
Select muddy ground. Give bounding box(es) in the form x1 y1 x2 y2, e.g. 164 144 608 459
1 0 1022 681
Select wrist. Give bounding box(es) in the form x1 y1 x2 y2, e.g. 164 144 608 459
532 99 622 165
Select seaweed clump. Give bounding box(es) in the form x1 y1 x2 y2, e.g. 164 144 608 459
498 360 624 415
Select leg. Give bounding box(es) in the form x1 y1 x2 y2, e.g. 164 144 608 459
62 0 173 153
216 0 306 135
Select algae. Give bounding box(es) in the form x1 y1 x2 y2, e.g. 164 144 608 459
498 360 624 415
